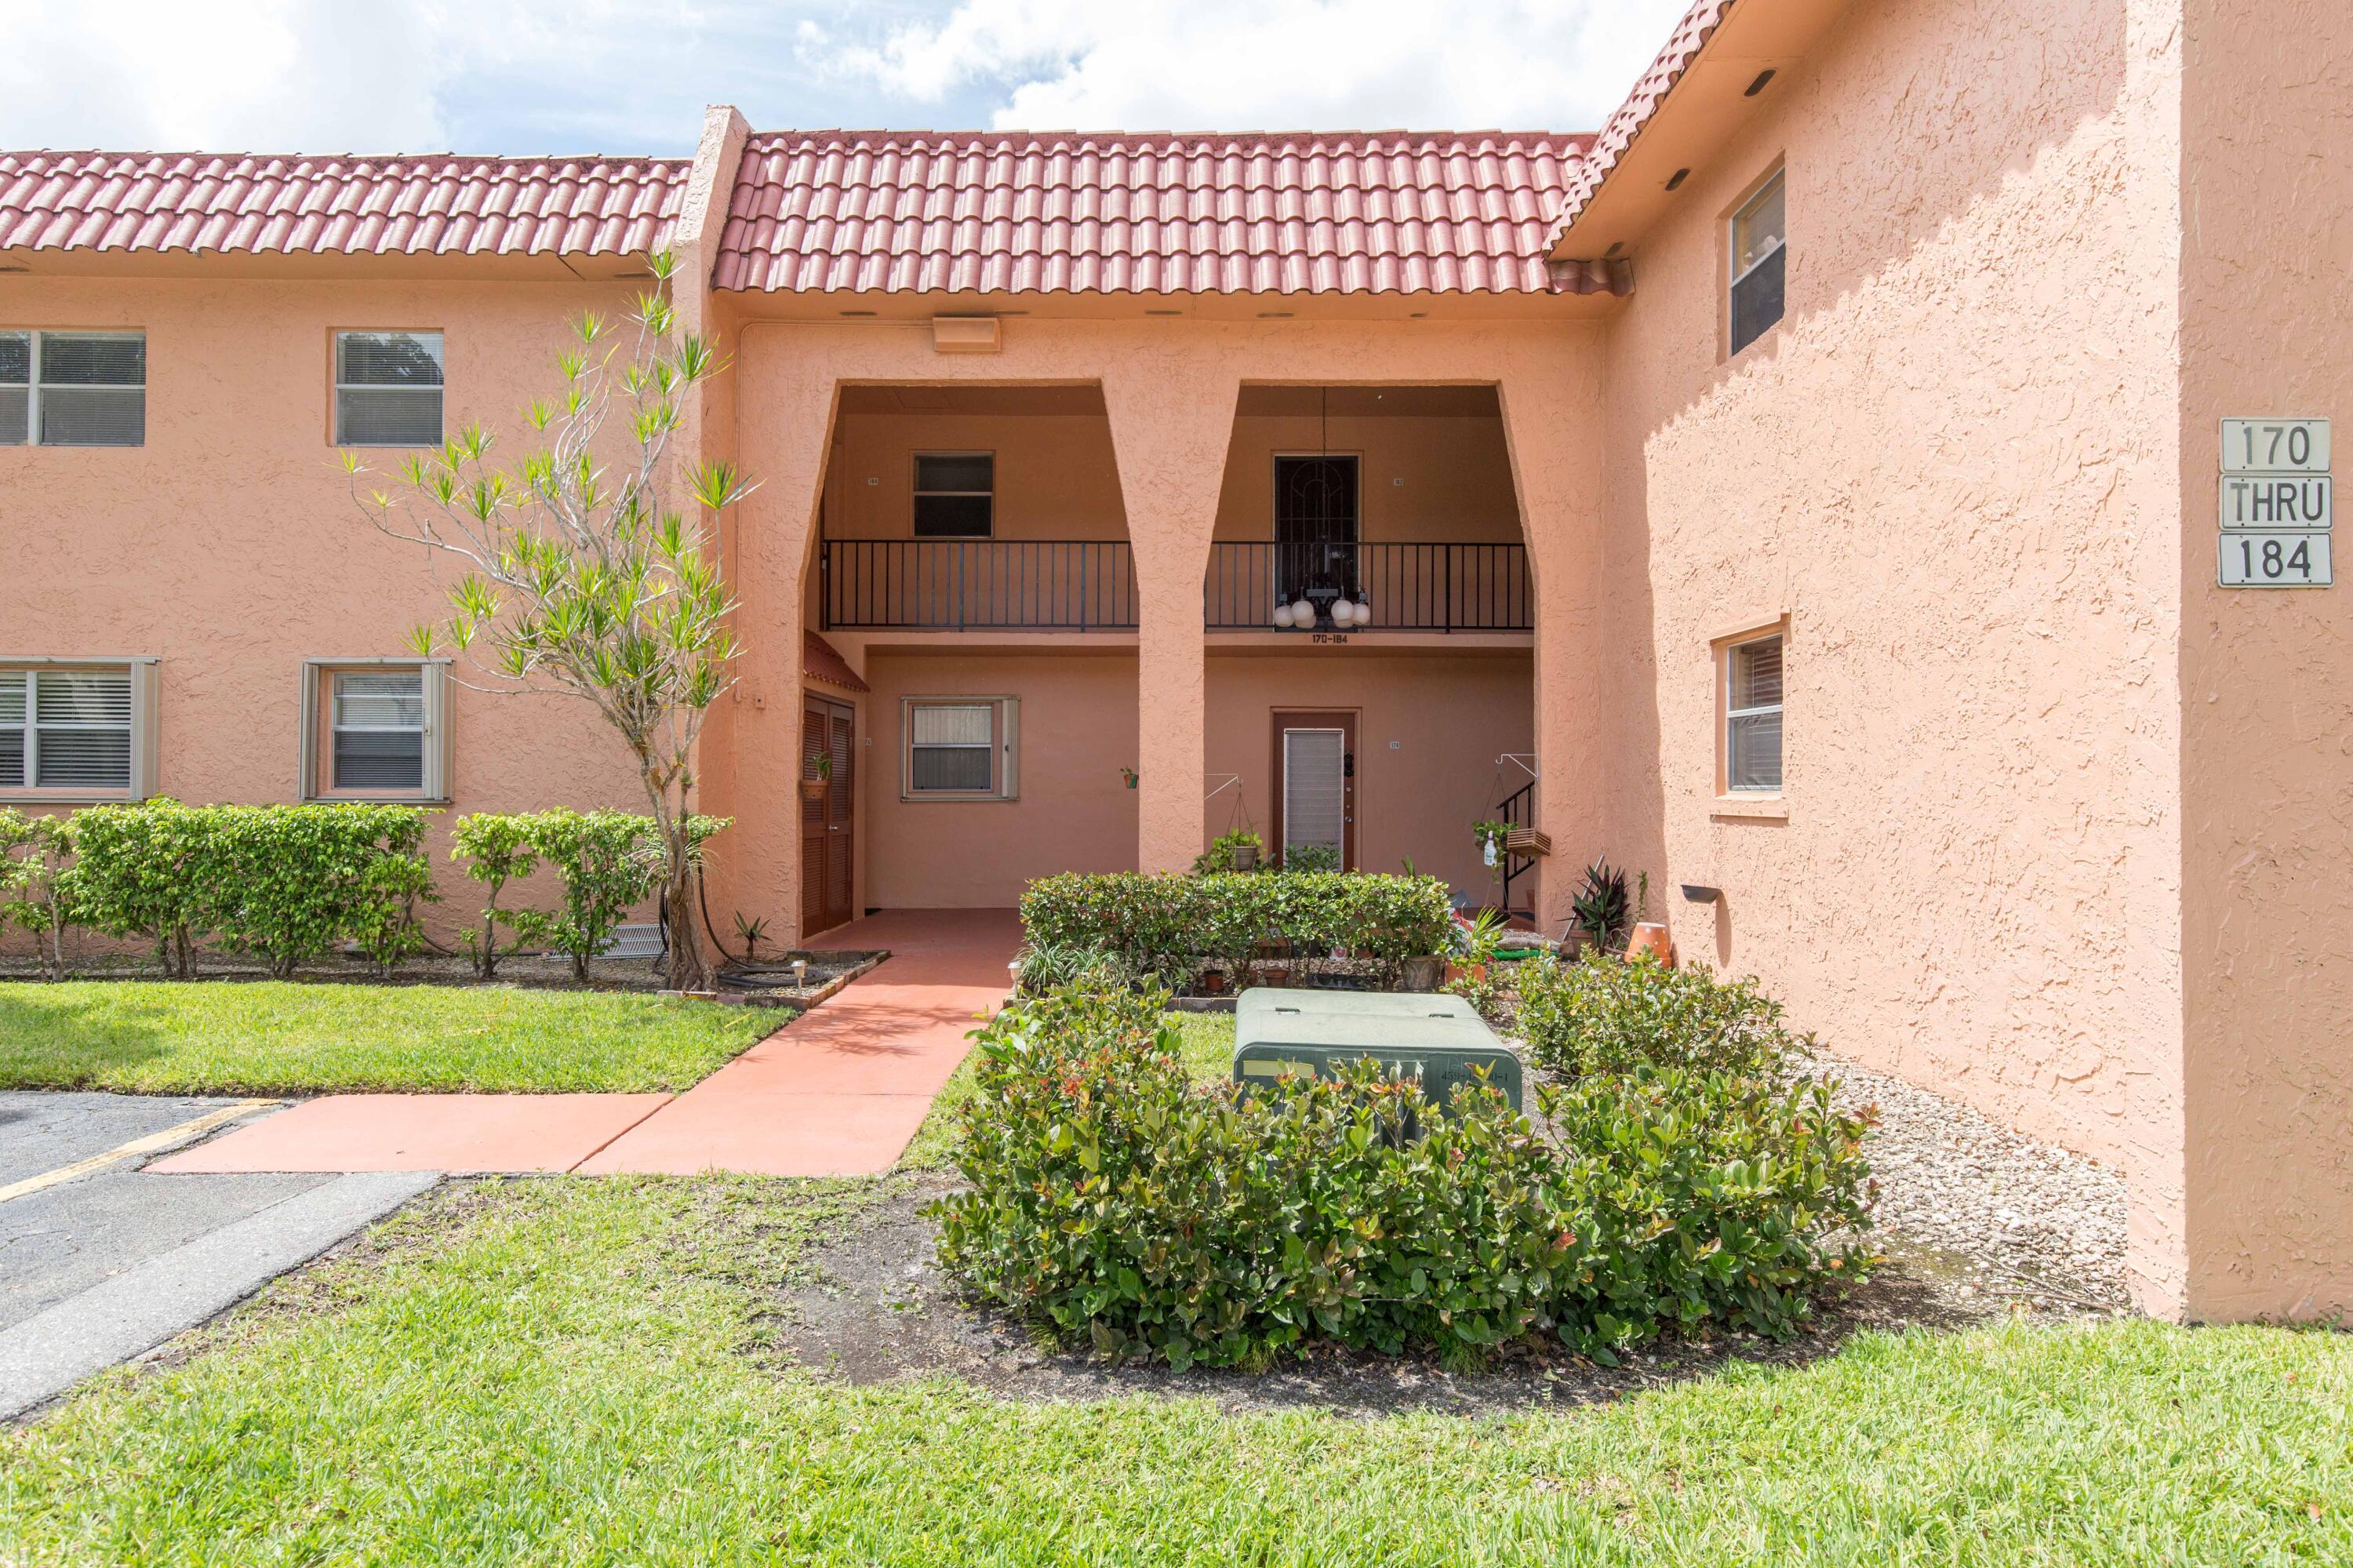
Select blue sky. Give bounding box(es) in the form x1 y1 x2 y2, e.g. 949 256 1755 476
0 0 1695 155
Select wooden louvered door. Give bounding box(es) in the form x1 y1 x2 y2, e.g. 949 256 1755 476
1271 709 1356 871
801 696 856 937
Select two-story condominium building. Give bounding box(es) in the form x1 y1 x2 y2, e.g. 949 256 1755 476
5 0 2349 1326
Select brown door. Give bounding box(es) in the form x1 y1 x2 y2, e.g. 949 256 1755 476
1271 710 1356 871
801 695 856 936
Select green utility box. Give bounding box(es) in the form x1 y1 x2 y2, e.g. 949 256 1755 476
1232 988 1523 1114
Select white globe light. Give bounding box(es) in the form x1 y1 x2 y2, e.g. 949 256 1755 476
1272 602 1297 628
1331 598 1357 625
1293 598 1316 626
1352 596 1371 625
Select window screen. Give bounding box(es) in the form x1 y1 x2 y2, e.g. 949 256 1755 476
1729 172 1787 355
913 452 993 537
0 673 23 787
1726 635 1784 792
907 701 995 792
332 668 427 790
336 331 445 446
0 333 27 446
2 668 134 791
1282 728 1347 863
34 333 146 446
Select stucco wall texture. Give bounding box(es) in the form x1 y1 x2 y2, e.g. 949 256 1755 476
2 275 656 944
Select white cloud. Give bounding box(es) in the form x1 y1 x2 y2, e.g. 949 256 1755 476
799 0 1696 130
0 0 450 151
0 0 1696 154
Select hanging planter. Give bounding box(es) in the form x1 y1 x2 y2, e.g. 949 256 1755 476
1230 842 1259 871
800 753 832 802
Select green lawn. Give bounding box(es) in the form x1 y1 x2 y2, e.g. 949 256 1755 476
2 1174 2346 1567
0 980 774 1094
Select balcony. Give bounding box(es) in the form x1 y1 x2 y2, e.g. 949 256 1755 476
1205 541 1531 632
821 539 1137 631
820 537 1533 635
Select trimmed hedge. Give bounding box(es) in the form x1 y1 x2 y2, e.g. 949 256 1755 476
1515 950 1807 1080
59 801 431 979
934 980 1876 1370
1020 871 1454 984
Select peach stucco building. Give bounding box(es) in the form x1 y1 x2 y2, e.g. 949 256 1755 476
4 0 2348 1324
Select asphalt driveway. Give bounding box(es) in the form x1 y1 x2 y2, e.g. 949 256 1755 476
0 1092 433 1417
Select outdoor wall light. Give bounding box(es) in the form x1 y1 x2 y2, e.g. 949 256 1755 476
1744 69 1777 96
1664 167 1691 191
1680 884 1722 904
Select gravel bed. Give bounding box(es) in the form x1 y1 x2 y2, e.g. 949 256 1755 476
1817 1052 2131 1310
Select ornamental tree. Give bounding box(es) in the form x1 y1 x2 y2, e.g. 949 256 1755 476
344 253 751 991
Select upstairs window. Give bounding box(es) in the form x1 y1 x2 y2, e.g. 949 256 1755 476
1 663 155 796
902 697 1018 799
335 331 445 446
913 452 994 537
1723 633 1784 793
0 331 147 446
1729 170 1787 355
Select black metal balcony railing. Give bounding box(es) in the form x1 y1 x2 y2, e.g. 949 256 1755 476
820 537 1533 633
822 539 1137 630
1205 541 1532 632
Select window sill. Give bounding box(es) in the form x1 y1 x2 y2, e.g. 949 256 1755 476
304 795 451 806
1711 795 1787 821
898 794 1020 804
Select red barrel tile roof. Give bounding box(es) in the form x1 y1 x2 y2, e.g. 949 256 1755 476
0 151 689 258
1545 0 1733 249
715 129 1613 297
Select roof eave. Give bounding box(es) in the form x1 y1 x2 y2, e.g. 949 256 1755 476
1547 0 1857 264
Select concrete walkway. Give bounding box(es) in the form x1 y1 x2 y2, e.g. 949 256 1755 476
148 910 1019 1181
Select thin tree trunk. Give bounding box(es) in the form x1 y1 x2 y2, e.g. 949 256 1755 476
664 870 709 992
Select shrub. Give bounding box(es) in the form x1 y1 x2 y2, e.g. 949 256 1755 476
934 980 1875 1370
1514 950 1806 1080
449 813 544 979
500 809 728 982
0 808 75 980
1020 871 1453 988
208 804 434 979
507 809 660 982
56 799 225 977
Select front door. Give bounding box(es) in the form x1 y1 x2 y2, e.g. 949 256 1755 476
1271 709 1357 871
801 695 856 937
1272 454 1359 607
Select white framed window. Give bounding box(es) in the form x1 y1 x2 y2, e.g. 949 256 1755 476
901 696 1018 799
0 660 159 798
335 331 445 446
299 660 450 799
912 452 994 537
1723 633 1784 793
0 331 147 446
1729 169 1787 355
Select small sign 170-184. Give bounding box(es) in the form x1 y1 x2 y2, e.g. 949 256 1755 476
2219 530 2331 587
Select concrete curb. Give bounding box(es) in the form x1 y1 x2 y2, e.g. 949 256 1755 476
0 1169 437 1420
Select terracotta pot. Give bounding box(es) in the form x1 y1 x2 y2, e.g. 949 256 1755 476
798 777 827 801
1196 970 1227 995
1624 922 1674 965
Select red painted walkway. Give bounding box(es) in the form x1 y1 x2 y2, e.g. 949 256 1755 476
150 910 1018 1179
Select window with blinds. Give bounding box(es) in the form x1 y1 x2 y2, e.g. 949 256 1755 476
1725 633 1784 792
335 331 445 446
912 452 994 537
0 668 135 791
0 331 146 446
1729 170 1787 356
332 669 427 790
902 697 1017 798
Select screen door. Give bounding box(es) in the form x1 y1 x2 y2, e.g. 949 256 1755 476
1272 710 1356 870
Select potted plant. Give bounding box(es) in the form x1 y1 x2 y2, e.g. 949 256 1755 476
1192 828 1264 875
799 752 831 802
